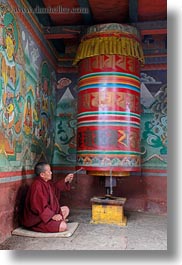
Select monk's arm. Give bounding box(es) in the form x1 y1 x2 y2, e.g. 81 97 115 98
54 173 74 191
54 178 71 191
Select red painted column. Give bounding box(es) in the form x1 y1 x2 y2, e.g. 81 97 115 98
74 24 144 176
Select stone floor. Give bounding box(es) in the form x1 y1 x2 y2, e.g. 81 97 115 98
0 209 167 251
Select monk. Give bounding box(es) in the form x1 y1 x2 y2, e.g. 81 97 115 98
22 162 74 233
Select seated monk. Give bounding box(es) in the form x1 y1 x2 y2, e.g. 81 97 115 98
21 161 74 233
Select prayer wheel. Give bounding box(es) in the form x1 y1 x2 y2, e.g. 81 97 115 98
74 23 144 176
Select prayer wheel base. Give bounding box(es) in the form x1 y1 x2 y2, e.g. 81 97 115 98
90 196 127 226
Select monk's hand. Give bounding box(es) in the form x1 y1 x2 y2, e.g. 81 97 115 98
52 214 63 221
65 173 74 183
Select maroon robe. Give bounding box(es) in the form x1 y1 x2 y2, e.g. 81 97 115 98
22 176 70 232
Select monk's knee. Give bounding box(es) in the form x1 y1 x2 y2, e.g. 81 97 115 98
60 206 69 218
59 221 67 232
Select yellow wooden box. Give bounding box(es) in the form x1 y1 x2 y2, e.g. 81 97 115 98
90 196 127 226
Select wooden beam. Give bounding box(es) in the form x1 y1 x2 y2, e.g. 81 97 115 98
140 29 167 36
43 25 86 40
129 0 138 22
131 20 167 30
43 21 167 40
26 0 52 26
77 0 93 24
141 64 167 70
43 25 86 34
44 33 79 39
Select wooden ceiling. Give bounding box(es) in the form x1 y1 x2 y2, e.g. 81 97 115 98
27 0 167 55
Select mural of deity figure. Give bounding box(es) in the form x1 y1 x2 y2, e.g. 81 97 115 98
24 96 33 135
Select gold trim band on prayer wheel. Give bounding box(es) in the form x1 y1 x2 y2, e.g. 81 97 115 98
73 35 144 65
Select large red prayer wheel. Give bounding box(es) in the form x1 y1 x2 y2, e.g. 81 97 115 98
73 23 144 176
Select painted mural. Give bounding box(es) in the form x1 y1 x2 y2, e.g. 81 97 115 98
140 70 167 169
52 73 78 166
0 3 56 171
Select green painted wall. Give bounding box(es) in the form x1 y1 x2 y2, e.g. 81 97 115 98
52 74 78 166
140 71 167 169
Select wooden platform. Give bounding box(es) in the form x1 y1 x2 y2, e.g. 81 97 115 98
12 222 79 238
90 196 127 226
